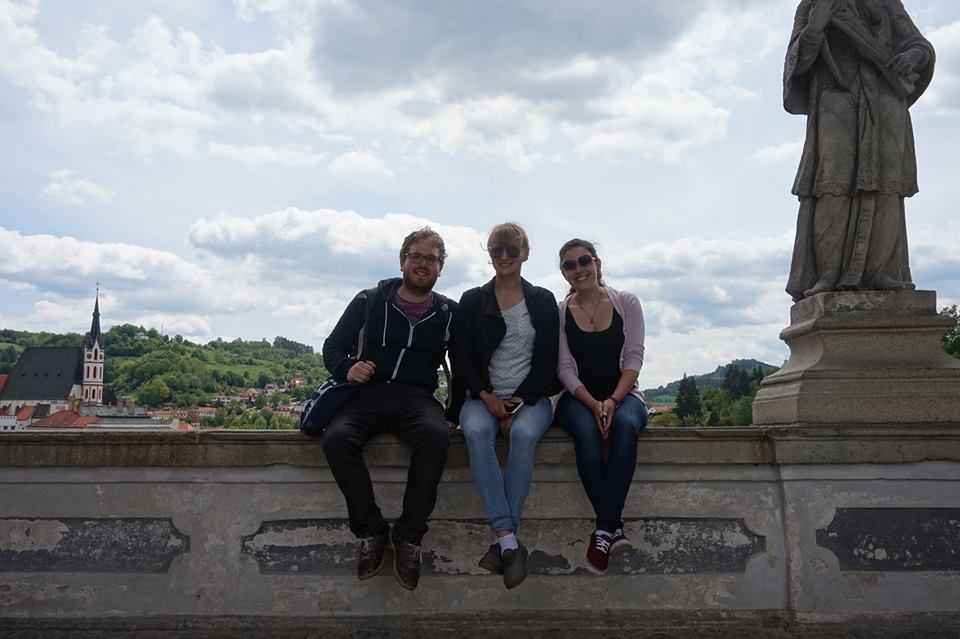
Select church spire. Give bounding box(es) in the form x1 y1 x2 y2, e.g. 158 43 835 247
84 284 103 350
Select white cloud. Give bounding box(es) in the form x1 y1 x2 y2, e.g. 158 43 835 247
188 207 488 288
129 313 214 342
751 140 803 165
42 169 115 205
208 142 326 167
921 20 960 116
327 151 395 179
0 0 798 169
0 226 250 314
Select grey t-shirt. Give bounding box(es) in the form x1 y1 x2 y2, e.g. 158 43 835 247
489 300 535 399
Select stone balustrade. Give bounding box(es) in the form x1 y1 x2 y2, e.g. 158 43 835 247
2 427 960 637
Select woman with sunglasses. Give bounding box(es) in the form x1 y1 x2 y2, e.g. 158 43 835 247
555 238 647 575
451 222 559 589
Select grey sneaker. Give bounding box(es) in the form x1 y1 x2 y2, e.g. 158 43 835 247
478 543 502 574
391 528 422 590
357 526 389 580
501 542 528 590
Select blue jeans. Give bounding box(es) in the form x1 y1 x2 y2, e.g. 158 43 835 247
459 396 553 534
554 393 647 533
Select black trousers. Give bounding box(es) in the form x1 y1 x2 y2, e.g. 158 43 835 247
322 382 450 544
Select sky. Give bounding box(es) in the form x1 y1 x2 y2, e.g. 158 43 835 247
1 0 958 389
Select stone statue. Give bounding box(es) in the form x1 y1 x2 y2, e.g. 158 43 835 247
783 0 935 301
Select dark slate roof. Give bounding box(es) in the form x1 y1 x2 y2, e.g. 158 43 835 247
0 347 83 400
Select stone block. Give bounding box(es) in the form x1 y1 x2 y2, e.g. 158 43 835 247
753 290 960 426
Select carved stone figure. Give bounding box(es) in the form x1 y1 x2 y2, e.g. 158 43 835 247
784 0 935 301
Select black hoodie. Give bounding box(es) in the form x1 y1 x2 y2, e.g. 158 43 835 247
322 278 458 412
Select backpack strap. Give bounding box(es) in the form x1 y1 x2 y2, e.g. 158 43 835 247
354 287 377 360
433 293 454 409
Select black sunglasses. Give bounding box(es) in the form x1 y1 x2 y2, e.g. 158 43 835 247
488 246 522 259
561 254 596 272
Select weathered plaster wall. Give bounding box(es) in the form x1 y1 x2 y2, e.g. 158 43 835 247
1 427 960 633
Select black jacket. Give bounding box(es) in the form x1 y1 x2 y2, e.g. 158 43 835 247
451 277 559 417
322 278 458 416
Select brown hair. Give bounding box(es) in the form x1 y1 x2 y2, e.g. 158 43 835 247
558 238 605 293
487 222 530 251
400 227 447 264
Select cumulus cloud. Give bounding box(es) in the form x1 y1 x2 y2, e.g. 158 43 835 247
188 207 488 289
42 169 115 205
0 0 795 169
0 225 248 313
327 151 394 179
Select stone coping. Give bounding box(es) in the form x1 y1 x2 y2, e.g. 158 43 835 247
5 611 960 639
2 424 960 467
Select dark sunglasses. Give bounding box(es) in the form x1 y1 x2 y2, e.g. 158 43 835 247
561 254 595 272
488 246 522 259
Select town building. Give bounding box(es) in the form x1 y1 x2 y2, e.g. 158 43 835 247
0 292 106 420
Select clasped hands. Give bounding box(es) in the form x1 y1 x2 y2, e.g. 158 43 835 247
589 397 618 441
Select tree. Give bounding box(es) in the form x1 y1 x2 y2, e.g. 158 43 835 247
650 411 680 427
138 377 171 407
675 374 702 427
942 305 960 359
721 365 752 401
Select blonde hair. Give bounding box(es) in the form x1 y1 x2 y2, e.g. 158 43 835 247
487 222 530 251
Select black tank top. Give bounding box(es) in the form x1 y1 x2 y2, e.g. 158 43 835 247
565 307 624 400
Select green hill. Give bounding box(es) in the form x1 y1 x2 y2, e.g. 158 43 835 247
0 326 328 408
643 359 779 406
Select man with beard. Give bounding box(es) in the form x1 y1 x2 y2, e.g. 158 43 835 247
321 227 459 590
784 0 935 300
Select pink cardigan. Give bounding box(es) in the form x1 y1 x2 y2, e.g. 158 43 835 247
557 286 645 402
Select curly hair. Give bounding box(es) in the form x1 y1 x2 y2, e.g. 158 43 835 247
400 227 447 265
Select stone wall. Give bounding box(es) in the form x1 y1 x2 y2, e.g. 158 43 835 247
2 427 960 636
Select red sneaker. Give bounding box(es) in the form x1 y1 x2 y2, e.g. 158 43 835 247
585 531 612 575
610 528 633 556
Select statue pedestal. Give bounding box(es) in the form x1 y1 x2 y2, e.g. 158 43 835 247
753 290 960 426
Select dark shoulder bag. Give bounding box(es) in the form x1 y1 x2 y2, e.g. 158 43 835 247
300 289 374 436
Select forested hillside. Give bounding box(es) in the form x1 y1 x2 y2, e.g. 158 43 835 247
0 326 327 407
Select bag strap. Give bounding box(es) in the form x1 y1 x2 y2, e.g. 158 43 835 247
433 294 454 409
355 287 377 361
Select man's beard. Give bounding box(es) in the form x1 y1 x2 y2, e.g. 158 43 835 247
402 270 438 296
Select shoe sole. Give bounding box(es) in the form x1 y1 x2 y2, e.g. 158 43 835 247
357 557 384 580
609 540 633 556
584 558 608 576
391 537 418 591
478 557 502 574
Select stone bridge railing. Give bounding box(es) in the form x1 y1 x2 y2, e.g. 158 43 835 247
2 427 960 637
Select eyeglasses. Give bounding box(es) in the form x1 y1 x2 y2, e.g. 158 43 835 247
405 252 441 266
561 255 596 272
488 246 522 259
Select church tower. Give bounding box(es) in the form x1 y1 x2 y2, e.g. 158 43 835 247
82 289 105 405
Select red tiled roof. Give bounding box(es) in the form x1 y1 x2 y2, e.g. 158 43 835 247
16 405 34 421
0 374 8 394
29 410 100 428
29 409 83 427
